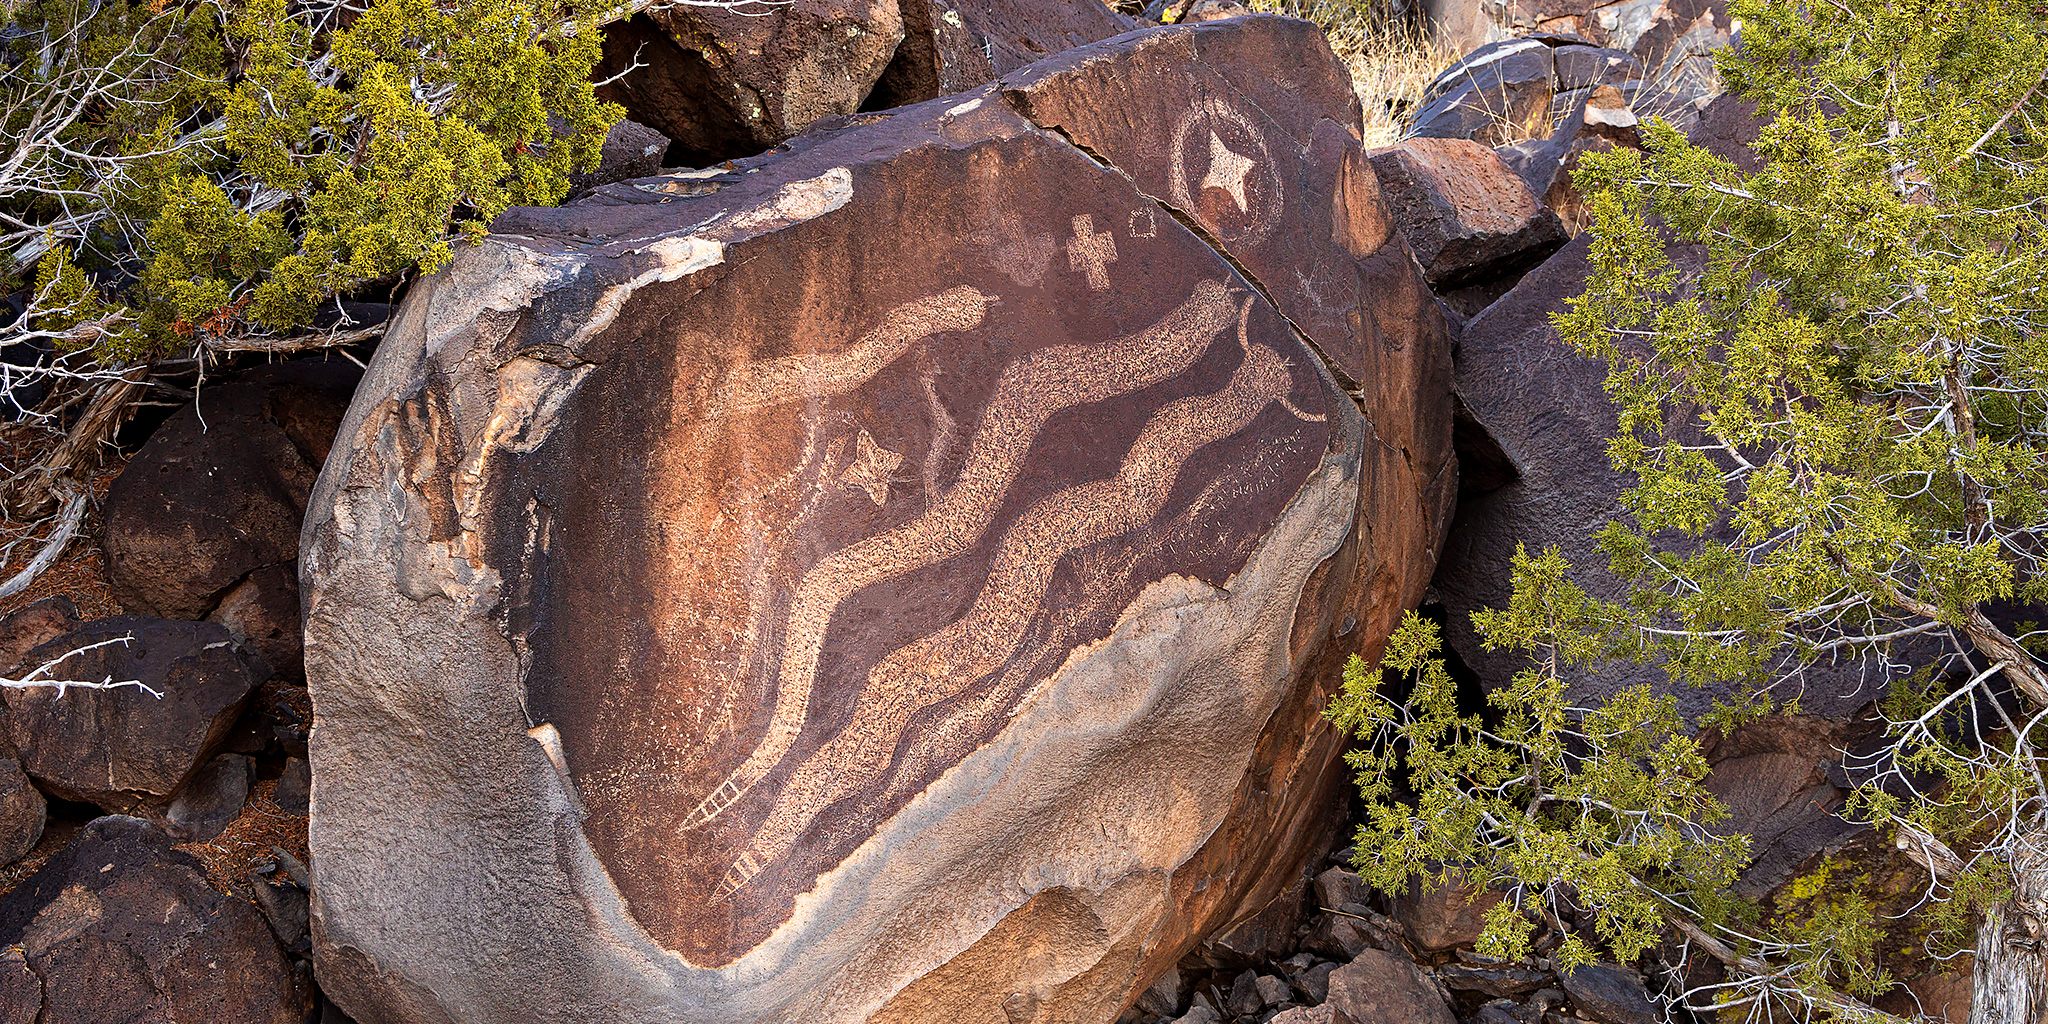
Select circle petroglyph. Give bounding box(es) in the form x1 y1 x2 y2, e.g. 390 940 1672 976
1169 97 1283 248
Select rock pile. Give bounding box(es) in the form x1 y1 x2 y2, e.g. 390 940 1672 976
1116 859 1670 1024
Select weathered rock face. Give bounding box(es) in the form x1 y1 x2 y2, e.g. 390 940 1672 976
5 617 270 809
1325 950 1456 1024
304 15 1451 1024
1409 37 1643 148
1367 138 1567 291
1425 101 1892 720
0 816 306 1024
0 755 42 865
951 0 1138 74
594 0 1137 166
99 360 362 679
1424 0 1730 103
595 0 907 166
1431 236 1884 720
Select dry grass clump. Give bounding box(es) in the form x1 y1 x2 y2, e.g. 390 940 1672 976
1252 0 1464 147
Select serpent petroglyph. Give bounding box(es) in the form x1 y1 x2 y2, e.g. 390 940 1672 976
717 299 1302 894
678 278 1244 833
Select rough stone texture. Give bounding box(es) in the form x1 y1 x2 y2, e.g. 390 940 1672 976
1441 964 1551 998
0 754 43 865
0 816 304 1024
594 0 907 167
0 948 38 1024
165 752 254 841
1389 877 1502 951
952 0 1138 74
1424 0 1731 106
1313 866 1368 909
4 617 270 808
1429 225 1886 720
1270 1006 1354 1024
1409 34 1712 151
1495 83 1642 237
594 0 1140 166
274 756 311 814
864 0 997 111
100 359 362 678
1367 138 1567 288
304 16 1452 1024
1558 963 1658 1024
1700 714 1875 898
0 595 81 672
1411 38 1571 148
1876 969 1972 1024
1326 950 1456 1024
567 119 670 198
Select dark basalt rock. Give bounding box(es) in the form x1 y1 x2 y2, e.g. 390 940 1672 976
164 752 254 841
99 360 361 679
0 754 41 865
1558 962 1659 1024
4 617 269 809
1325 950 1455 1024
594 0 1138 167
303 15 1452 1024
1367 137 1568 291
593 0 907 166
0 816 304 1024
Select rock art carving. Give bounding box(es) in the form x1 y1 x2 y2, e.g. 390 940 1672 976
303 17 1455 1024
1170 97 1284 246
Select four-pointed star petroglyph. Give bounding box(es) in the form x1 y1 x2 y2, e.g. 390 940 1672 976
840 429 902 506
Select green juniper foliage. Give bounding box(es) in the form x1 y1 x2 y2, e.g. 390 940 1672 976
1330 0 2048 1010
2 0 622 357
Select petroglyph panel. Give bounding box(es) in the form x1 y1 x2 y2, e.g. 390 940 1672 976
519 156 1335 965
303 16 1453 1024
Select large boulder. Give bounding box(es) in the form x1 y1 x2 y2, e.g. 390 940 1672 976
1430 239 1884 719
1423 97 1896 720
0 816 305 1023
1367 137 1568 298
593 0 1138 166
593 0 908 166
0 755 41 865
303 15 1452 1024
99 360 363 679
4 617 270 809
1409 37 1650 148
1424 0 1731 103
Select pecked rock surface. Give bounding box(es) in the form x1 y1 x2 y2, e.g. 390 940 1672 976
303 15 1451 1024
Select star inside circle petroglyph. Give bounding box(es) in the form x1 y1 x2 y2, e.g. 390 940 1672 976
1169 97 1283 247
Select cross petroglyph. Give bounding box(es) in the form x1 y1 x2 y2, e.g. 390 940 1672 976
1066 214 1118 291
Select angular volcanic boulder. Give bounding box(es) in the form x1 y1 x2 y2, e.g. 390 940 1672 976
5 617 270 809
100 359 362 678
594 0 907 166
953 0 1138 74
304 15 1451 1024
1433 233 1884 721
1367 138 1567 290
0 755 42 865
1425 0 1731 106
0 816 305 1024
594 0 1138 167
